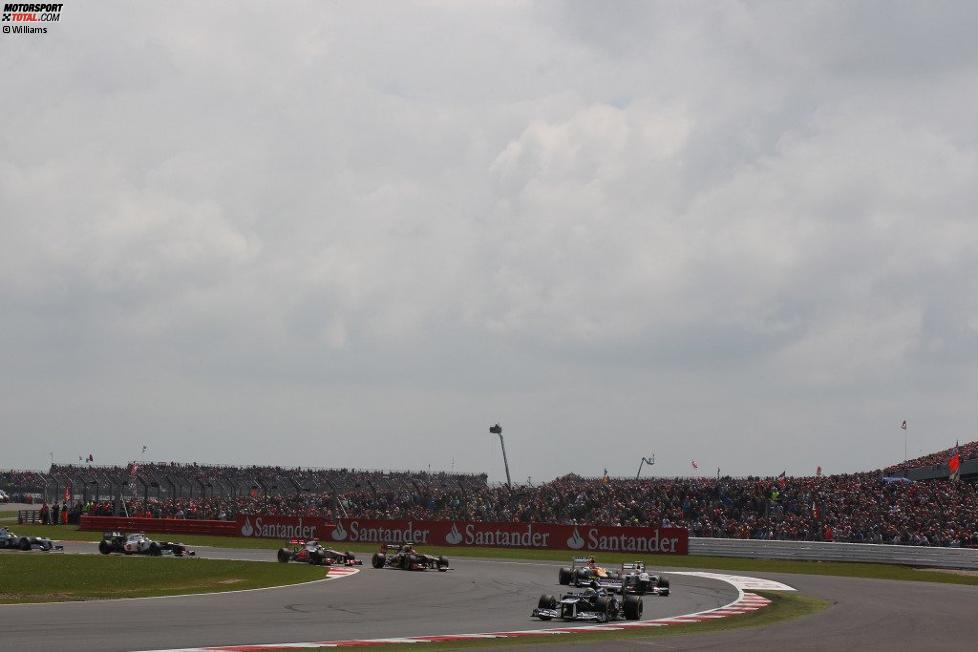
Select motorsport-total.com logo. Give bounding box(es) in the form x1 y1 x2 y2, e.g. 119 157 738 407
2 3 63 35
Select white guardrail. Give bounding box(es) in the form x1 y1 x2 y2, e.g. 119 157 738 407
690 537 978 570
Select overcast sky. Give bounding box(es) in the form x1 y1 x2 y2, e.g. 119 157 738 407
2 1 977 481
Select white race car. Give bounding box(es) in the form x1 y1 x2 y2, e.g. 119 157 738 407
98 531 195 557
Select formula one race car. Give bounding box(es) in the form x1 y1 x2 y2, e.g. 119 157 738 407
532 586 643 622
595 561 670 596
371 542 450 571
619 561 670 595
558 557 615 585
98 531 195 557
277 538 362 566
0 527 63 552
558 558 669 595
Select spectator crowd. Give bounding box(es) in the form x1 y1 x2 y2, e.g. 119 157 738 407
4 444 978 548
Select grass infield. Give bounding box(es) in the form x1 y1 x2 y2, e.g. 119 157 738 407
11 523 978 586
0 554 326 603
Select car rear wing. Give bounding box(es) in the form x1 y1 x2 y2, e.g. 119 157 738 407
620 561 646 572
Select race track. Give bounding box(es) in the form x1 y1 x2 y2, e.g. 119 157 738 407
0 544 737 652
6 542 978 651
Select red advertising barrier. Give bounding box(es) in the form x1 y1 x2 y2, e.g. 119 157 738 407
234 515 688 554
79 515 238 537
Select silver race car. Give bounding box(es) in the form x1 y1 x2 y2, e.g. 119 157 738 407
533 586 643 622
0 527 62 552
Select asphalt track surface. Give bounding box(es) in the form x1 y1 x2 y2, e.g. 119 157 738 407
5 543 978 651
1 543 737 652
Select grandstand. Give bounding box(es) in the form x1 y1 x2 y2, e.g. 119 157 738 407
2 443 976 547
885 440 978 481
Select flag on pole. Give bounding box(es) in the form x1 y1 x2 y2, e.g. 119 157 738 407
691 460 699 469
816 465 822 477
777 470 787 487
901 420 908 430
949 441 961 481
87 453 94 463
602 468 609 483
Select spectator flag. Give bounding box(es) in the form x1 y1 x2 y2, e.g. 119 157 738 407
949 441 961 481
86 453 94 463
691 460 699 469
602 468 609 483
816 465 822 477
777 470 787 487
901 420 908 430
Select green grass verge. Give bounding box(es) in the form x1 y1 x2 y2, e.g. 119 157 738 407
0 554 326 603
12 524 978 587
269 591 829 650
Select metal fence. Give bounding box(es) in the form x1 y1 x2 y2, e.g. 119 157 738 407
690 537 978 570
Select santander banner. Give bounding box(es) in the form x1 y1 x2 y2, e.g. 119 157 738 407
234 515 688 554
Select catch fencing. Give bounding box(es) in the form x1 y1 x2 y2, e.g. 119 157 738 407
690 537 978 570
78 515 237 537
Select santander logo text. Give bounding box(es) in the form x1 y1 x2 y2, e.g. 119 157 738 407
233 515 688 554
566 527 585 550
445 522 463 545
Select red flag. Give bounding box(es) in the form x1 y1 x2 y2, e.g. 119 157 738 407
900 420 907 430
949 441 961 481
691 460 699 469
64 485 70 502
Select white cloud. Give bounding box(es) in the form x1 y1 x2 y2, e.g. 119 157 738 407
1 1 977 478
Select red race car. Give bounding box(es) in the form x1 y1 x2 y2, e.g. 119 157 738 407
277 538 362 566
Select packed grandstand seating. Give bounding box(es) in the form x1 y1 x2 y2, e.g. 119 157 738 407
884 440 978 474
3 444 977 547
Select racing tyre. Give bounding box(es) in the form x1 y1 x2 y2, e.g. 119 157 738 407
623 594 643 620
595 596 612 623
437 555 449 571
538 594 558 610
558 567 573 585
277 548 291 563
149 543 162 556
371 553 385 569
98 540 112 555
19 538 31 551
575 568 592 583
309 552 323 565
658 578 670 595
